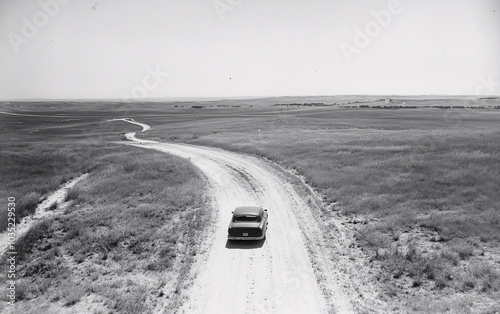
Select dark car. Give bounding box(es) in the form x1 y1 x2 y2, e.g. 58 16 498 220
227 206 268 240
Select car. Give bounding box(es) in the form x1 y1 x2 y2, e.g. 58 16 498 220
227 206 268 240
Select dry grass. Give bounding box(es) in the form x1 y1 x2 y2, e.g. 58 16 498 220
145 104 500 310
0 144 211 313
0 143 96 231
2 99 499 312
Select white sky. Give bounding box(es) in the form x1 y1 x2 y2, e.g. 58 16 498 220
0 0 499 100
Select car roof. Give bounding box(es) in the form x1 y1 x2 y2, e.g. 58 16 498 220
233 206 262 216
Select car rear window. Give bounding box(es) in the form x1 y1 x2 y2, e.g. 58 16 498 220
233 215 260 222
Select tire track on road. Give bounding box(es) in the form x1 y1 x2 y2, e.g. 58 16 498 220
114 119 358 314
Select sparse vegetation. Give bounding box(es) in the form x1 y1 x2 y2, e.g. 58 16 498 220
0 142 210 313
0 143 97 231
15 219 52 262
145 100 500 310
63 285 86 306
1 98 499 313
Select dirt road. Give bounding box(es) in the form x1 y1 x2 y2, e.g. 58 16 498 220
117 120 357 314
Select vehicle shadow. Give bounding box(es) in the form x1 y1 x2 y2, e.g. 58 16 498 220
225 239 266 249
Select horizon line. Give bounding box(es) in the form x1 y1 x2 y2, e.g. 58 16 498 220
1 94 498 102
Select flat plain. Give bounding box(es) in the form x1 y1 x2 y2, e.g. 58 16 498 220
1 96 499 313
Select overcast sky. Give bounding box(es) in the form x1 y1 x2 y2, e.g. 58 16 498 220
0 0 499 100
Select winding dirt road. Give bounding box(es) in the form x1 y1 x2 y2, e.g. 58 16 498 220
116 120 357 314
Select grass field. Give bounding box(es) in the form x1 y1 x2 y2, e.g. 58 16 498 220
0 143 94 231
1 96 499 312
142 99 500 312
0 112 211 312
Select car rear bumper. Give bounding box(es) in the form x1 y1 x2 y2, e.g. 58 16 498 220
227 235 265 240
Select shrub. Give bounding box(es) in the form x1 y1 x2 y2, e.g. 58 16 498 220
112 286 147 313
17 191 42 221
64 286 86 306
453 242 475 260
440 248 459 266
15 219 51 262
16 281 29 301
65 187 80 201
457 262 500 292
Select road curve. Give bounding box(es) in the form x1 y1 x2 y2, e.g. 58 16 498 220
115 120 355 314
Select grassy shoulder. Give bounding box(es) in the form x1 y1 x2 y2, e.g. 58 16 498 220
1 144 211 313
148 107 500 312
0 143 97 231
